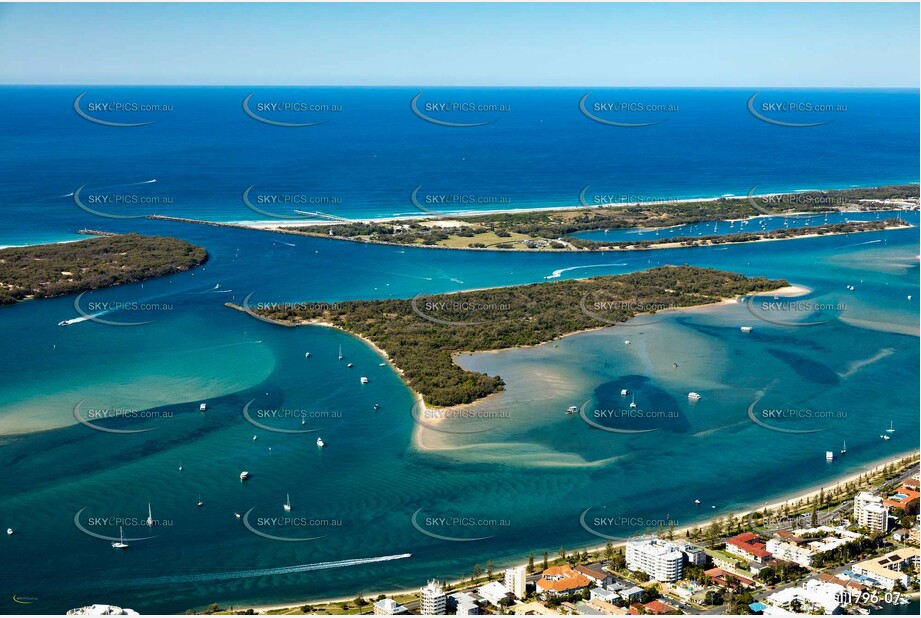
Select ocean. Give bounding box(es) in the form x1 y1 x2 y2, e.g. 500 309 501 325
0 88 918 614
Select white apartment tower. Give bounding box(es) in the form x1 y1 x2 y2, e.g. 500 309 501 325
625 539 684 582
420 579 447 615
505 565 527 599
854 492 889 532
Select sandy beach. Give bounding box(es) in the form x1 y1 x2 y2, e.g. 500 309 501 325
239 450 919 615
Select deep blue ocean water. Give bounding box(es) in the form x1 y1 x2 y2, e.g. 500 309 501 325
0 88 918 614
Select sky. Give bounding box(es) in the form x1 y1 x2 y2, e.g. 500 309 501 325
0 2 918 87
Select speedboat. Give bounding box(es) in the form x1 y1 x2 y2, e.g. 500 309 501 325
347 363 354 368
199 403 207 411
693 500 701 505
621 388 629 396
360 377 369 384
624 340 631 345
881 434 891 440
305 352 311 358
252 435 258 441
240 471 250 480
566 406 578 415
740 326 753 333
234 512 241 519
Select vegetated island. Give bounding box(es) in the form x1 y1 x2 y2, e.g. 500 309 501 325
0 233 208 306
277 184 917 251
239 266 786 407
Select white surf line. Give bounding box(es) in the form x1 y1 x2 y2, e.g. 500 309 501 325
544 263 628 280
123 553 412 586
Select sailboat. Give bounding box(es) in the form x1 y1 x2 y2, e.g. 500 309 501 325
886 421 895 433
197 494 204 507
146 503 154 527
283 493 292 512
629 394 637 409
840 440 847 455
338 345 343 361
111 526 129 549
178 461 183 472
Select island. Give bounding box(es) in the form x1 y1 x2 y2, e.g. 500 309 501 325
240 266 786 407
0 233 208 306
278 184 917 251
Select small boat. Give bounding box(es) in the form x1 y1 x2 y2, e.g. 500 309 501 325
373 403 380 410
629 394 637 410
111 526 129 549
360 377 369 384
694 499 701 505
283 493 292 512
305 352 311 358
234 512 241 519
240 471 250 481
881 435 891 440
301 418 306 425
346 363 354 368
6 528 13 535
338 345 343 361
624 340 631 345
688 392 702 401
841 440 847 455
826 451 834 461
378 362 386 366
620 388 629 396
252 435 258 441
316 437 325 447
199 403 207 411
740 326 753 333
197 494 205 507
146 503 154 527
178 461 183 472
565 405 578 415
672 362 679 368
886 421 895 433
58 320 68 327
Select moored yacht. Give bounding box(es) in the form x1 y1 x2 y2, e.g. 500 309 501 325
111 526 129 549
240 471 250 481
621 388 629 396
360 376 369 384
566 405 578 415
199 403 207 411
283 493 292 512
740 326 753 333
629 394 637 409
316 437 325 447
688 392 702 401
841 441 847 455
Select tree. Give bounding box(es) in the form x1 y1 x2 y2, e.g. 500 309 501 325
810 503 818 527
543 551 549 571
558 546 567 562
486 559 494 580
473 563 483 583
527 553 535 574
604 542 615 562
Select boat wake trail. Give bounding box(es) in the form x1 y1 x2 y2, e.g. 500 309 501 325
123 554 412 587
544 263 628 280
841 239 883 249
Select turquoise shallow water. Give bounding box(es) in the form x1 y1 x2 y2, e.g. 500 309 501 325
0 87 918 613
0 214 918 614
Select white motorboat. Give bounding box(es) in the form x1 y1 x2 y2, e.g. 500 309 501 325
240 471 250 480
316 437 325 447
688 392 702 401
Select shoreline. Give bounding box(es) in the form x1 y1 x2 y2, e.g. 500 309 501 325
236 450 920 615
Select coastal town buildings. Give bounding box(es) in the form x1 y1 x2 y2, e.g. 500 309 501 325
372 598 407 615
66 606 138 616
535 565 591 597
478 580 510 607
449 592 481 615
763 579 844 615
851 548 920 590
725 532 772 563
420 579 447 615
505 565 527 599
854 492 890 532
574 564 613 587
765 526 863 567
625 539 684 582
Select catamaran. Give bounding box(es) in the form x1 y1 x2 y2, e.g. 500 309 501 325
283 493 292 512
886 421 895 433
360 376 369 384
111 526 129 549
